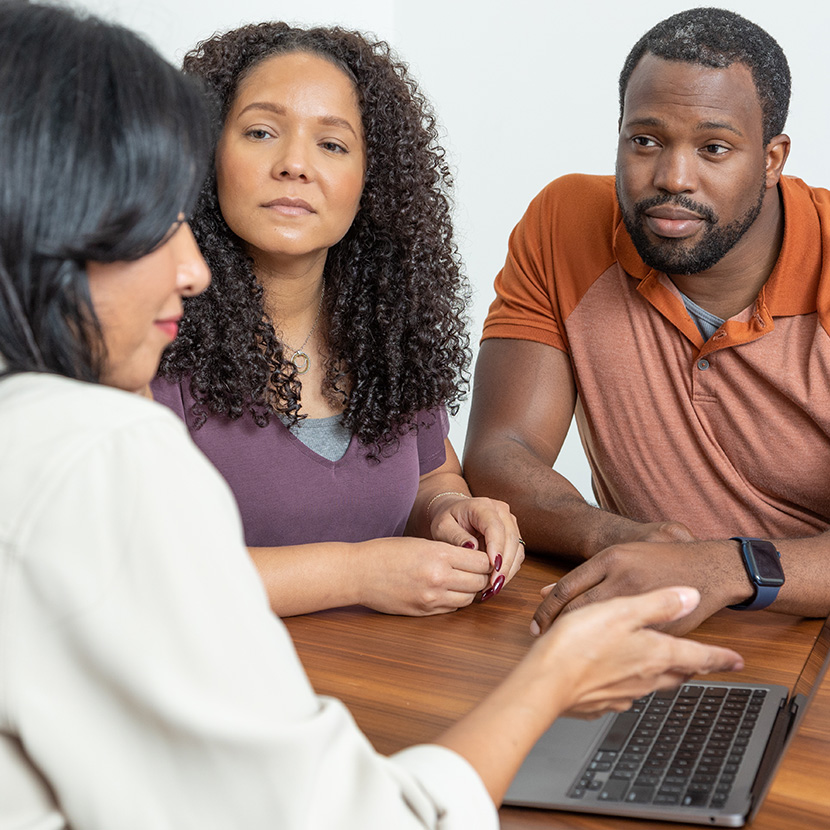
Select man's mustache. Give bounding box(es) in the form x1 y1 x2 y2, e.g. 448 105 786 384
633 194 717 224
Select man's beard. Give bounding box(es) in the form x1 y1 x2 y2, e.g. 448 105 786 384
616 177 766 276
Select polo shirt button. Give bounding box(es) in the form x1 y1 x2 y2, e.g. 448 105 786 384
697 359 710 371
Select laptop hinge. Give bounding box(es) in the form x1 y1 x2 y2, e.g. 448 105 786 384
747 695 801 823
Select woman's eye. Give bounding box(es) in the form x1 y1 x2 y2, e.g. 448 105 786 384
321 141 346 154
246 128 273 140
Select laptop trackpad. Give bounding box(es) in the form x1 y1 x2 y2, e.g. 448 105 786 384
505 714 611 804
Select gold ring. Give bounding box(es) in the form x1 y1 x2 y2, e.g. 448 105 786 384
518 539 526 547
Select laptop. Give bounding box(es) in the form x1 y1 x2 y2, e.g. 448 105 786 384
504 614 830 826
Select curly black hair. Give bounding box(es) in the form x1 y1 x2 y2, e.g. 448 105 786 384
619 7 790 145
157 22 470 457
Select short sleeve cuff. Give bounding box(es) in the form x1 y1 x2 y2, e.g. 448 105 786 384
416 408 449 476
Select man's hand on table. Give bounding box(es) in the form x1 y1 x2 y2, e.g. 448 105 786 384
531 538 753 637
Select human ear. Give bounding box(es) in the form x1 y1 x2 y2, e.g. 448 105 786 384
764 134 790 188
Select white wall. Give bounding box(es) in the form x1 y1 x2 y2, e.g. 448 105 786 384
73 0 830 499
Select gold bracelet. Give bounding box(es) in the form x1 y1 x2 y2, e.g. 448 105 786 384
426 490 470 524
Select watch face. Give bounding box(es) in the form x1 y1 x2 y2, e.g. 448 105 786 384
745 540 785 587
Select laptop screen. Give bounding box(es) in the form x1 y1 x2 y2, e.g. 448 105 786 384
791 616 830 702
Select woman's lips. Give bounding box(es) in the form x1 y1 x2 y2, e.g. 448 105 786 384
154 319 180 340
263 197 315 215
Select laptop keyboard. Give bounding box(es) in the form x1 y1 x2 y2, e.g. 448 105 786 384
567 684 767 809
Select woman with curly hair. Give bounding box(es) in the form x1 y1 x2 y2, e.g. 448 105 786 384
152 22 524 617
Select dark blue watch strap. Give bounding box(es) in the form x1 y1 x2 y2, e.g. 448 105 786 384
727 536 783 611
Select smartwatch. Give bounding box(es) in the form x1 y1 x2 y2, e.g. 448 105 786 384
727 536 784 611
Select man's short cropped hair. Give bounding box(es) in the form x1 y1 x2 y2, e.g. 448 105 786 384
618 7 791 145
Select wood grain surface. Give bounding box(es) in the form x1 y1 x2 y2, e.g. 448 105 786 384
284 557 827 829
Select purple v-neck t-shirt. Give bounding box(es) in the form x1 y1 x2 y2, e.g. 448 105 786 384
151 376 449 547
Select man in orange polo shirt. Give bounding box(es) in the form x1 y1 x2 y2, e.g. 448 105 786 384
464 7 830 634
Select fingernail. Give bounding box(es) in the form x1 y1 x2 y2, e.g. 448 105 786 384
462 540 476 550
675 587 700 612
530 620 541 637
481 575 505 602
494 554 503 572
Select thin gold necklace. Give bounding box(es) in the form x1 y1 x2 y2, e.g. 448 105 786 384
285 288 324 375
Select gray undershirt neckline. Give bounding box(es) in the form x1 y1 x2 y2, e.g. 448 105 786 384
679 290 726 341
281 413 352 462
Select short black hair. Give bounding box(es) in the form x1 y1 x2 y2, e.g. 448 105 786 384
619 7 791 144
0 2 213 382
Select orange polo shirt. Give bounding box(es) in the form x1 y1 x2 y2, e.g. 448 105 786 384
482 174 830 539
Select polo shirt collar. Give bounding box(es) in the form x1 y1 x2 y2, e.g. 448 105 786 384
610 176 823 351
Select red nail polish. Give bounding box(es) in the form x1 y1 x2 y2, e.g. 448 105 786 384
481 575 506 602
494 554 503 572
462 540 476 549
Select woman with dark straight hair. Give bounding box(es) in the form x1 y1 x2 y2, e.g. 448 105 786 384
0 7 210 385
0 4 742 829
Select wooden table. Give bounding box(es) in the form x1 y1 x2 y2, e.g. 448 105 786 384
284 558 830 828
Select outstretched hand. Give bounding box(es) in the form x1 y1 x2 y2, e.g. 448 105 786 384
433 584 743 807
530 586 744 717
531 539 750 637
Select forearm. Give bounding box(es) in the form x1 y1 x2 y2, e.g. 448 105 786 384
433 650 568 805
248 542 360 616
464 436 639 560
681 534 830 620
406 440 472 539
766 533 830 618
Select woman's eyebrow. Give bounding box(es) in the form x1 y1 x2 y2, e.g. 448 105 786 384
237 101 358 137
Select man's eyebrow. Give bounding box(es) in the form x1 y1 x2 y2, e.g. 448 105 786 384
622 116 666 131
696 119 744 137
623 115 744 137
236 102 358 136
